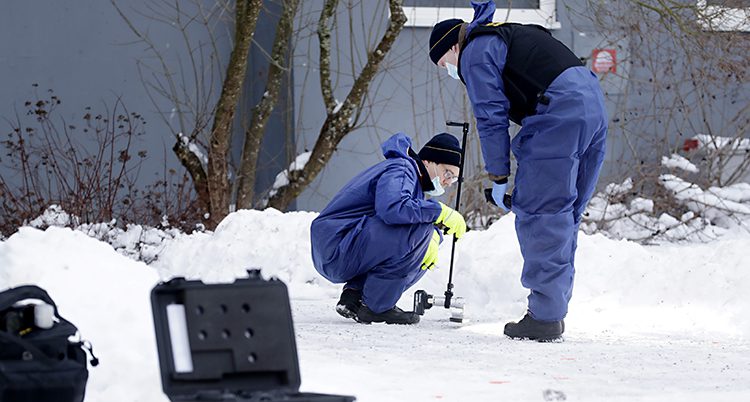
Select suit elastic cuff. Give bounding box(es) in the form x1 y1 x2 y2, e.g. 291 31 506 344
489 174 508 184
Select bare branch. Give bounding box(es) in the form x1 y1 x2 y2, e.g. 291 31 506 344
267 0 407 210
173 137 209 209
318 0 339 114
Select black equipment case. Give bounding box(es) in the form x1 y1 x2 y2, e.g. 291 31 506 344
151 270 355 402
0 285 92 402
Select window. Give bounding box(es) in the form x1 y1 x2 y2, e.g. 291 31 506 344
698 0 750 31
403 0 560 29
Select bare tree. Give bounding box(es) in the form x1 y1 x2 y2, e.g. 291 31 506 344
205 0 264 227
236 0 300 209
265 0 407 209
111 0 237 227
571 0 749 186
567 0 750 241
113 0 407 228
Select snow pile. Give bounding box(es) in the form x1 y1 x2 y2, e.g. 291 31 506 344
152 209 326 299
76 221 181 263
28 204 77 227
583 154 750 243
2 209 750 401
661 175 750 226
0 227 162 401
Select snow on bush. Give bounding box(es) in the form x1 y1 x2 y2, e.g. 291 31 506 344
693 134 750 152
661 153 698 173
28 205 183 263
583 154 750 243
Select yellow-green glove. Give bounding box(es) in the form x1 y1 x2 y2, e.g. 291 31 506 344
436 202 467 239
421 229 441 270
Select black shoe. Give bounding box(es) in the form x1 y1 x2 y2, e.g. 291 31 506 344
356 305 420 325
335 288 362 320
504 313 563 342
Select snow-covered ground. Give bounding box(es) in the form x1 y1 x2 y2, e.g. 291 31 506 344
1 209 749 401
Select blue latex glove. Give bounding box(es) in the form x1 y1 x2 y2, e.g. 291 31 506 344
492 182 510 213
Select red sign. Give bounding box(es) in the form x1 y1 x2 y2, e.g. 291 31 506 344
592 49 616 73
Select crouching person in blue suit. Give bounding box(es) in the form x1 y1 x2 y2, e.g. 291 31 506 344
310 132 467 324
429 0 608 340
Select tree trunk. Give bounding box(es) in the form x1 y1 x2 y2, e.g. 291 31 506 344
173 138 210 215
236 0 300 210
205 0 262 229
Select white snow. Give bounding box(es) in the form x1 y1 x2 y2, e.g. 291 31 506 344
693 134 750 152
2 209 750 401
267 151 312 199
661 174 750 228
603 177 633 197
333 99 344 113
662 153 699 173
28 204 77 228
584 165 750 242
177 132 208 165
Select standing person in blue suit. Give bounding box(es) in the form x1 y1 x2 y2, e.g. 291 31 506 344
429 0 608 340
310 132 467 325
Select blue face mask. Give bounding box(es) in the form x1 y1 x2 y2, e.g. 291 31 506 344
445 62 460 80
425 164 445 197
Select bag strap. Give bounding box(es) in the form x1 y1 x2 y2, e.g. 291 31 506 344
0 330 57 365
0 285 59 316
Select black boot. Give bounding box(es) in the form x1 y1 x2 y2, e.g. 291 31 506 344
356 304 420 325
335 288 362 320
504 313 564 342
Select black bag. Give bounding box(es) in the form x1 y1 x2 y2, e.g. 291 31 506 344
151 271 356 402
0 285 95 402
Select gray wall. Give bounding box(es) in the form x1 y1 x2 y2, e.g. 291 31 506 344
0 0 292 211
1 1 198 184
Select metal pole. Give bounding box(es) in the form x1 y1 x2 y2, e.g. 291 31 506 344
444 121 469 308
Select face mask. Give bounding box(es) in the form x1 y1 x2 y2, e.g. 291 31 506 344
425 164 446 197
445 62 460 80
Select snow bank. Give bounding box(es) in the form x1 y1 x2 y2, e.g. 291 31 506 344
2 209 750 401
0 227 163 402
152 209 750 339
152 209 328 301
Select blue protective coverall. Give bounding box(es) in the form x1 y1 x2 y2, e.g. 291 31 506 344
461 1 608 321
310 133 442 314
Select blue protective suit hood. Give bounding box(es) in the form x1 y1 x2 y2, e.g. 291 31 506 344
381 132 419 170
468 0 496 33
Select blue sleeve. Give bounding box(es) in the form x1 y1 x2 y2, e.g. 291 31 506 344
374 160 442 225
461 35 511 177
